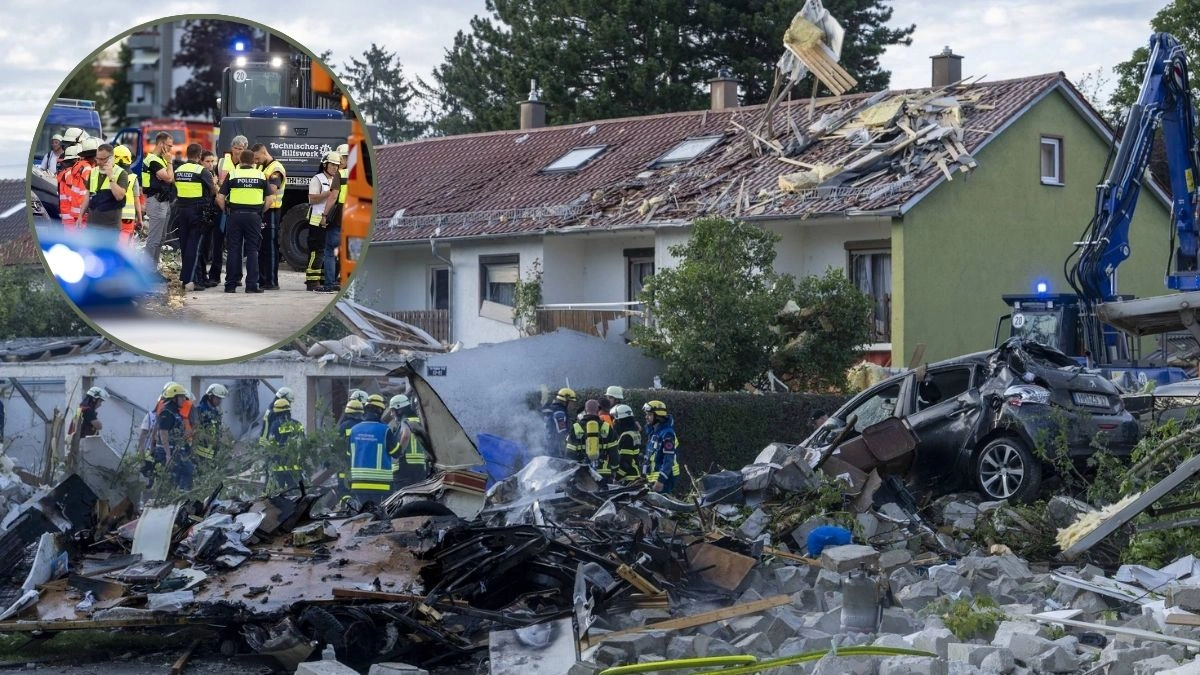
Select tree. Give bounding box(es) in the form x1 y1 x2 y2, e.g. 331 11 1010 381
770 268 872 392
60 60 104 104
105 42 134 129
1107 1 1200 124
423 0 914 135
341 43 426 142
634 217 794 391
170 20 251 120
0 268 95 339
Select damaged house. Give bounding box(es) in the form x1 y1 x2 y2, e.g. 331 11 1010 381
361 55 1172 365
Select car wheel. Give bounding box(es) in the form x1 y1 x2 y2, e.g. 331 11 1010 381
279 204 311 272
974 437 1041 502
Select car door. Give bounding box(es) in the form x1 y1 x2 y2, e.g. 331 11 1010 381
902 365 982 489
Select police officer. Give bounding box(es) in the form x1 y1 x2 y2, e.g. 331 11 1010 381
175 144 215 292
348 404 394 508
80 144 129 233
387 395 433 488
252 143 286 290
264 398 305 489
567 399 617 480
193 383 228 464
142 132 176 269
211 135 248 285
610 404 642 482
642 400 680 493
216 149 266 293
542 388 576 457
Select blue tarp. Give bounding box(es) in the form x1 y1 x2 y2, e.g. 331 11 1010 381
476 434 530 488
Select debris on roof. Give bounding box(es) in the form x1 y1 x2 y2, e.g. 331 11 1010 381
777 0 856 96
332 299 448 353
0 337 114 363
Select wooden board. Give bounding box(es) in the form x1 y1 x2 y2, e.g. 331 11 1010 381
586 595 792 647
686 543 755 591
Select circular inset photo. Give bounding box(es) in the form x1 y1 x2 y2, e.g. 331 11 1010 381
27 16 375 363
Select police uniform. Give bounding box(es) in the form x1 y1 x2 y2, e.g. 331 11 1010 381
258 158 286 289
208 152 239 284
174 160 212 287
220 165 266 292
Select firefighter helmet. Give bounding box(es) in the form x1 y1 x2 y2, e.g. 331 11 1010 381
205 383 229 399
163 383 188 399
275 387 295 403
344 399 364 414
366 394 386 409
642 400 668 418
556 388 577 402
389 394 410 410
612 404 634 420
273 398 291 412
86 386 108 401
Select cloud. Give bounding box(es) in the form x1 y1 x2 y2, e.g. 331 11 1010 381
982 6 1009 27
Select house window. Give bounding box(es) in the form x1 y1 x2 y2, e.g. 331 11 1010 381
429 266 449 310
625 248 655 303
846 241 891 342
542 146 607 173
1040 136 1064 185
650 135 724 168
479 255 519 307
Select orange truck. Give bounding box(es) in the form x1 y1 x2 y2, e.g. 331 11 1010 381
140 119 215 160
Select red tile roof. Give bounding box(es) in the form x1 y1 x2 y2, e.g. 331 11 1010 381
372 73 1064 243
0 179 38 266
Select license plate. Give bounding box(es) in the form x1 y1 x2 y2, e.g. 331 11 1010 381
1072 392 1109 408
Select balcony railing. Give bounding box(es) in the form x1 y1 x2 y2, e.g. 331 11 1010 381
536 302 644 340
385 309 451 343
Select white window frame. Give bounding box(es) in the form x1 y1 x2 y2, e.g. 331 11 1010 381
541 145 607 173
479 255 520 309
1040 136 1064 186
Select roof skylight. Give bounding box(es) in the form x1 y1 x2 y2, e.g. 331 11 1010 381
650 135 724 168
542 145 607 173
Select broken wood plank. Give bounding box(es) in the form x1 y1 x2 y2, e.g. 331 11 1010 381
936 158 953 181
616 564 664 596
170 638 201 675
1024 613 1200 648
1166 612 1200 627
587 595 792 647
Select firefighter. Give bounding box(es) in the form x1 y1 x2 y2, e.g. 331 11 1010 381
155 383 192 489
263 398 305 489
306 151 339 290
175 144 215 292
567 399 617 480
387 394 433 488
252 144 286 290
348 405 394 508
258 387 295 443
642 400 680 493
610 404 642 482
70 386 108 439
364 394 386 422
338 389 369 426
80 143 129 232
598 385 624 426
142 132 176 269
216 149 266 293
56 143 84 230
193 383 228 464
112 145 143 245
542 388 575 457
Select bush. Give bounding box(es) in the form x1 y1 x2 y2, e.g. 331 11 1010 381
533 387 847 476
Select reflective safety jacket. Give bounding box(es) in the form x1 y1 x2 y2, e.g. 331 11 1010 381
261 159 286 209
349 420 396 492
542 401 570 456
614 428 642 481
58 163 90 226
645 415 681 490
567 414 617 476
263 411 304 474
193 398 222 461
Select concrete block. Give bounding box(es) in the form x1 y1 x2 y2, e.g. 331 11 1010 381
947 643 998 667
738 508 770 539
888 565 922 594
297 662 359 675
880 607 920 634
873 633 912 649
774 565 810 595
879 548 913 573
909 627 954 657
567 663 604 675
1031 646 1077 673
665 636 695 661
591 645 628 667
773 457 819 493
979 648 1014 674
990 620 1049 648
880 656 948 675
704 638 738 657
814 568 842 594
820 544 880 573
1162 658 1200 675
1134 655 1181 675
997 632 1056 662
732 631 773 657
895 579 940 612
790 587 825 612
812 653 878 675
1168 585 1200 612
369 665 429 675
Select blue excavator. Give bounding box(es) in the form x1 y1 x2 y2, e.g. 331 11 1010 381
1000 33 1200 387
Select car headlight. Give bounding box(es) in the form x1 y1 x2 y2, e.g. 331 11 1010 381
346 237 364 261
1004 384 1051 407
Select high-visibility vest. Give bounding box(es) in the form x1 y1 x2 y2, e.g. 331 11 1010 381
391 416 427 471
219 153 236 180
227 166 266 207
141 152 168 194
120 167 137 220
262 159 286 209
349 420 393 491
174 161 205 201
616 429 642 480
338 168 348 205
193 400 222 460
308 173 333 225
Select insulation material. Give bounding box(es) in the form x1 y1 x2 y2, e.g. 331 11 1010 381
1056 493 1142 550
855 97 906 127
783 16 825 51
778 164 839 192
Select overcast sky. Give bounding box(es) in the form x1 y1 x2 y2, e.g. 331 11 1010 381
0 0 1161 179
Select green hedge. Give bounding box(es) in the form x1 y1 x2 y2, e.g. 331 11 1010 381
536 388 848 477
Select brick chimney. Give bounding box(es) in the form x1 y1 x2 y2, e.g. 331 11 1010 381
519 79 546 130
708 68 739 110
930 46 963 88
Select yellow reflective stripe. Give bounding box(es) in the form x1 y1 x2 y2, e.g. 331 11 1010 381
195 447 215 459
338 168 347 204
174 162 204 198
228 167 265 206
121 176 136 219
351 469 394 481
263 160 286 208
350 482 392 491
142 153 163 188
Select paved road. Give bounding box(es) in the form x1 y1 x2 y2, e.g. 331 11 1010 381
176 268 338 340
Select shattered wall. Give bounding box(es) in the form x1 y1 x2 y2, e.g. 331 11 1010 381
416 329 664 451
894 89 1173 363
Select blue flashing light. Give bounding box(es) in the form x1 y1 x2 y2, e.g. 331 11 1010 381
1035 281 1049 294
234 40 246 52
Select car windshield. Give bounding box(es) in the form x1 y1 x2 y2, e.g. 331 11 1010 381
231 68 283 113
1013 311 1059 346
847 382 902 433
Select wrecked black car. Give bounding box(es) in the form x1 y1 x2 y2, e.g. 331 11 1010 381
800 338 1139 502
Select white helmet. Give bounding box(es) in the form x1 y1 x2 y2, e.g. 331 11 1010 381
605 385 625 401
389 394 410 410
612 404 634 420
349 389 369 404
275 387 295 403
86 386 108 401
80 137 100 153
62 144 82 160
62 127 86 144
336 143 349 157
205 383 229 399
322 150 341 165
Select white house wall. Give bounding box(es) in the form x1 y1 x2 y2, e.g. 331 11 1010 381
450 238 546 347
542 232 655 305
357 246 430 312
766 217 893 279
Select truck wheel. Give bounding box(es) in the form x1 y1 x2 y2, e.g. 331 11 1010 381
974 437 1041 503
279 205 311 272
